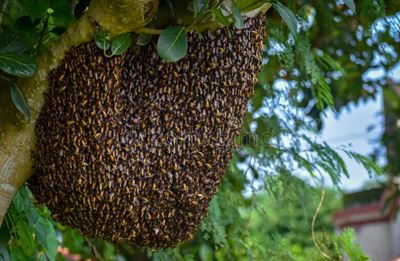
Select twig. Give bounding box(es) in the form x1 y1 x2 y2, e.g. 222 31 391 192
136 27 163 35
245 156 259 231
311 185 334 260
33 12 50 54
165 0 175 18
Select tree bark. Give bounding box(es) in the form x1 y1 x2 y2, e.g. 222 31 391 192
0 0 157 224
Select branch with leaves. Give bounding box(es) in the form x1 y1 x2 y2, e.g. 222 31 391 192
0 0 157 224
0 0 304 223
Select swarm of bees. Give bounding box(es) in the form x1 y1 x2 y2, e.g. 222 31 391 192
30 17 265 248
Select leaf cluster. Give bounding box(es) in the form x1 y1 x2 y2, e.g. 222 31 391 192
88 0 298 62
1 186 57 261
0 0 75 119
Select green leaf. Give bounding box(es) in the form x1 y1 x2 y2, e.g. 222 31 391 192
272 3 297 35
345 151 382 177
0 53 36 77
136 33 152 46
31 215 57 261
211 8 230 27
0 36 28 54
111 33 133 56
10 246 33 261
316 50 345 74
343 0 356 13
0 244 10 261
10 84 31 121
340 229 370 261
316 76 334 110
237 0 270 13
157 26 188 62
74 0 91 18
11 185 32 212
231 1 244 29
16 222 35 256
95 31 111 51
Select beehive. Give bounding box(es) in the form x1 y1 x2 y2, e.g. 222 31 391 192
30 17 265 248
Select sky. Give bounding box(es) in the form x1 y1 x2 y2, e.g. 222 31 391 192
320 63 400 192
243 61 400 195
315 12 400 192
320 91 384 192
242 88 386 196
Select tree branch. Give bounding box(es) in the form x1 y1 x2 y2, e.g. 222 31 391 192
0 0 158 224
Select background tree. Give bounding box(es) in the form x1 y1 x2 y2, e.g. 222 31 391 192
0 0 397 260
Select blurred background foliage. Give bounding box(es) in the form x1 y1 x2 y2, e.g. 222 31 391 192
0 0 399 260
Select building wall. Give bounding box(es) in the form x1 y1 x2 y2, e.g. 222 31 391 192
354 222 392 261
391 212 400 258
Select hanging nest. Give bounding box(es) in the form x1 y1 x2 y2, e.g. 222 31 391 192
29 16 265 248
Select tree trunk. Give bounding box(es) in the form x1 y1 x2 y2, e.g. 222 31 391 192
0 0 156 224
0 0 269 224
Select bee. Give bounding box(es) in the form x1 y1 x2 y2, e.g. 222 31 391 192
32 16 266 249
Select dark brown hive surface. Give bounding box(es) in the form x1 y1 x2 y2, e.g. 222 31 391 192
30 17 265 248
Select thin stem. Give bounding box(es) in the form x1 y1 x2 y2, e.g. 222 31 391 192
165 0 175 18
311 185 334 260
33 13 50 54
245 157 257 231
136 27 163 35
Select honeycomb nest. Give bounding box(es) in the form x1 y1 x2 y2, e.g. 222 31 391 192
30 17 265 248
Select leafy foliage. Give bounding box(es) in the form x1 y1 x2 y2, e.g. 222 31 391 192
1 186 57 261
10 83 30 120
95 31 132 56
0 52 36 77
271 2 297 34
111 33 133 56
0 0 395 260
84 0 296 62
94 31 111 50
231 1 244 29
156 26 187 62
0 34 36 119
0 0 75 118
339 229 370 261
151 0 297 62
